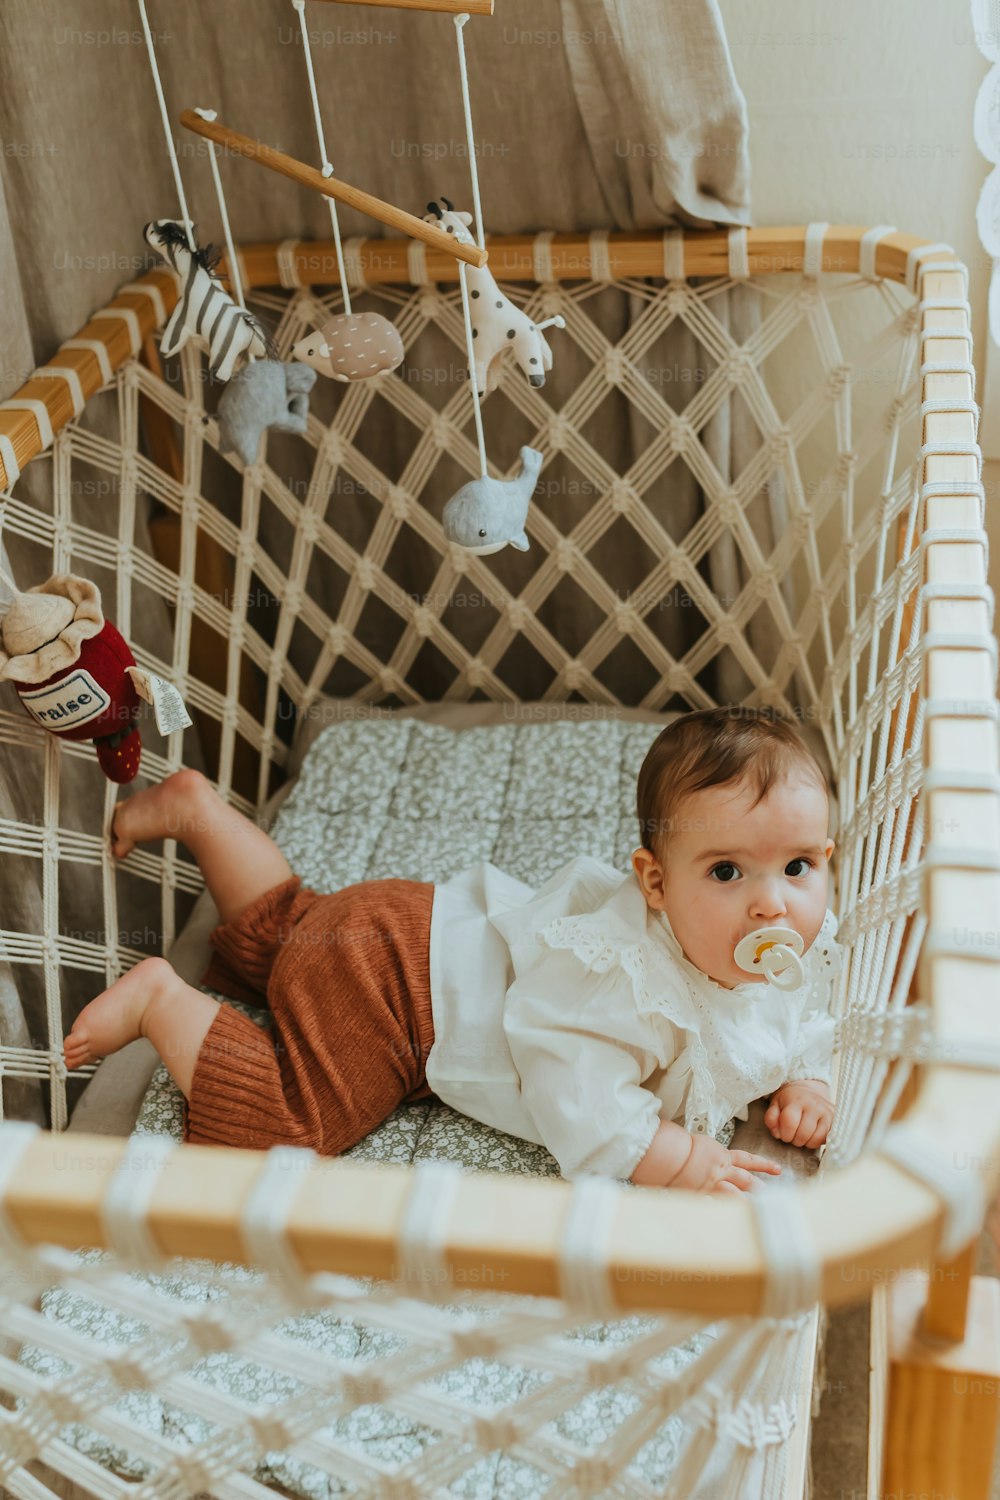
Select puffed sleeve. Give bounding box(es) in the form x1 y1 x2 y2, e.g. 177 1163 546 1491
785 1009 836 1089
502 945 671 1181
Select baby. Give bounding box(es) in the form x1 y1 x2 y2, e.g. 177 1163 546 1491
63 706 839 1196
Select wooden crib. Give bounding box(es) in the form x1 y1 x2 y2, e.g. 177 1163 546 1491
0 223 997 1499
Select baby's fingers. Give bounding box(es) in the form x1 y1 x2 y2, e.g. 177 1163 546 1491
730 1150 782 1176
775 1104 803 1143
791 1109 820 1148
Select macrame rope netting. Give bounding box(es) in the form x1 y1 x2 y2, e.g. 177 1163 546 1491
0 236 978 1126
0 1124 815 1500
0 238 994 1498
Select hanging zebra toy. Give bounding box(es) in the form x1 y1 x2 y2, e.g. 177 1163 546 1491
143 220 270 381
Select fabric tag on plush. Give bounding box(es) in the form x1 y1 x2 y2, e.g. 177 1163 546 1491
126 667 193 735
18 669 111 730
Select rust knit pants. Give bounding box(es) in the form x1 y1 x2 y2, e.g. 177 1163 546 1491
183 875 437 1156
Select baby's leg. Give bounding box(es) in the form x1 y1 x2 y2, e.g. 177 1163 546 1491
63 956 218 1098
111 768 292 923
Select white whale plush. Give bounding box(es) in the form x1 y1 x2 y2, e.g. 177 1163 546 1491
442 446 543 555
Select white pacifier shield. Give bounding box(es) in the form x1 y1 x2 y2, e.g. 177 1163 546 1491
733 925 805 990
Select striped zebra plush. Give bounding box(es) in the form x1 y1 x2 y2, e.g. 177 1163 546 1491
143 220 269 381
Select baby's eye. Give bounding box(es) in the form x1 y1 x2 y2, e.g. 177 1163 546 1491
709 862 741 883
785 857 812 877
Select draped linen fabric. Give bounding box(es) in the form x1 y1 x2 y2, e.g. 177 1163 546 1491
0 0 757 1124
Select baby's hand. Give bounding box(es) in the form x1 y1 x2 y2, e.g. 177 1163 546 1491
710 1149 783 1196
670 1130 782 1194
764 1079 834 1149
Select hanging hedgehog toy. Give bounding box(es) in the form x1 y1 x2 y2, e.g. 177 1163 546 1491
0 574 191 783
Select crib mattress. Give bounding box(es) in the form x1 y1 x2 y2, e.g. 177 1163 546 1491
25 717 818 1496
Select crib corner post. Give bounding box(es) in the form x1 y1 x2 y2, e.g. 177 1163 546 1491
877 1268 1000 1500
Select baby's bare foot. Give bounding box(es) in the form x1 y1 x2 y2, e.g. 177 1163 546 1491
111 768 214 858
63 956 179 1068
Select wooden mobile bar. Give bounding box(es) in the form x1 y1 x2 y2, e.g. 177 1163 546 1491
177 110 488 270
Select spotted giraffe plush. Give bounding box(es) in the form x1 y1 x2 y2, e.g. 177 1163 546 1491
423 199 563 396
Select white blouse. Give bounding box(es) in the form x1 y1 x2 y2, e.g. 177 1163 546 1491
425 854 842 1182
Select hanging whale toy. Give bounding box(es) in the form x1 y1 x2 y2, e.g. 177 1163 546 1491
442 446 543 555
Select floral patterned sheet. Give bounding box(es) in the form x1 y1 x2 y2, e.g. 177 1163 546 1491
22 718 789 1496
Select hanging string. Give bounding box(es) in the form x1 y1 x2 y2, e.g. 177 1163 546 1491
291 0 353 317
0 500 19 604
193 106 254 360
194 110 246 310
454 14 485 252
137 0 196 253
453 13 487 477
458 263 488 479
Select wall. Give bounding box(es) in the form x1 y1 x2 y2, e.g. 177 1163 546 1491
719 0 1000 597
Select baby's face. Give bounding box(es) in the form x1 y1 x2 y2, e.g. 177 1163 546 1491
634 772 834 989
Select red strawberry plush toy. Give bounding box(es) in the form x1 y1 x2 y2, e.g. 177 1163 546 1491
0 575 148 782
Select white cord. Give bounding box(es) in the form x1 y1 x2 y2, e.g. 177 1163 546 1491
137 0 196 253
194 108 247 312
454 15 485 252
453 13 488 476
0 492 17 600
292 0 352 316
457 263 488 478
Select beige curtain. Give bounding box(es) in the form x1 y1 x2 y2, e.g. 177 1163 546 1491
0 0 765 1125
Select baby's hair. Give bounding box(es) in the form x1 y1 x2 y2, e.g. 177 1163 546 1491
635 706 830 865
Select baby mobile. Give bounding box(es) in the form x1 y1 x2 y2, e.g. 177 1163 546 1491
147 0 564 552
0 1 565 784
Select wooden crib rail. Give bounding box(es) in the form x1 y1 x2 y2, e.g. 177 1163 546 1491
310 0 494 11
0 225 958 494
0 1060 997 1317
227 224 945 291
0 238 996 1321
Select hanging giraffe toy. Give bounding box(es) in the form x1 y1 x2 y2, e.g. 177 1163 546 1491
424 197 564 396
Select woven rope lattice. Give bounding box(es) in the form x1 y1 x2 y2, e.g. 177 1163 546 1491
0 237 994 1497
0 249 946 1125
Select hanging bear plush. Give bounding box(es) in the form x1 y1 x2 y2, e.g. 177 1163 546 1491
0 574 191 783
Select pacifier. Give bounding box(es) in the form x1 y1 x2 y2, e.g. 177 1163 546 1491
733 926 805 991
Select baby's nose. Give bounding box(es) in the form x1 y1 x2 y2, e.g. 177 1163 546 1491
749 882 787 919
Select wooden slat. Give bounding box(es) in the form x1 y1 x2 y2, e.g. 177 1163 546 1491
0 271 177 490
868 1284 888 1500
0 1110 998 1317
0 229 956 493
882 1271 1000 1500
178 110 488 268
229 225 951 291
310 0 493 11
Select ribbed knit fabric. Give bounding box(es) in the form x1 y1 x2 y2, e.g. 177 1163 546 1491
185 875 437 1155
